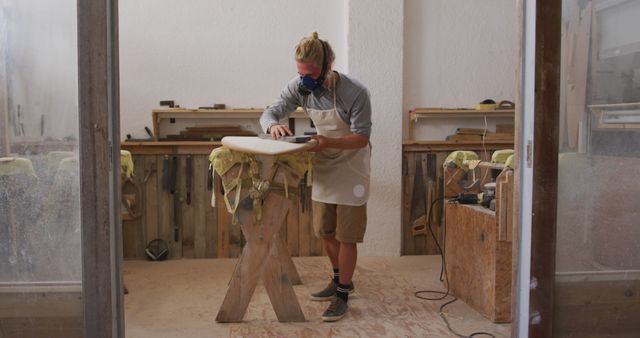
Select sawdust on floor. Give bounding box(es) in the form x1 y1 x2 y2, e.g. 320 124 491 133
123 255 511 338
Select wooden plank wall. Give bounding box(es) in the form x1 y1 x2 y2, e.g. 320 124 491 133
122 154 323 259
402 148 498 255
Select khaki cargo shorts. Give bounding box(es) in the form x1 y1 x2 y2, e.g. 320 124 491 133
312 201 367 243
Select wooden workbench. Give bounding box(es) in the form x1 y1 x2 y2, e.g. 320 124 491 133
401 140 513 255
121 141 221 155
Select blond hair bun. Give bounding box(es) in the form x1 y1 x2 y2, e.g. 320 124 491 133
295 32 335 67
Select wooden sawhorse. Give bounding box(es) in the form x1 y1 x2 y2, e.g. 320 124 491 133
215 155 306 322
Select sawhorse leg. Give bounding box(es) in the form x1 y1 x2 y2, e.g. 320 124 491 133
216 193 305 322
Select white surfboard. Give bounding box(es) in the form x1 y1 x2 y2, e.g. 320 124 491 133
221 136 317 155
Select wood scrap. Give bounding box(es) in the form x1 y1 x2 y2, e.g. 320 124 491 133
495 124 514 134
455 128 487 135
443 166 469 198
495 170 514 242
410 155 427 236
411 215 428 236
446 134 483 141
483 133 514 141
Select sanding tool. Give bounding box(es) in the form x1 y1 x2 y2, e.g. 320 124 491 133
258 133 312 143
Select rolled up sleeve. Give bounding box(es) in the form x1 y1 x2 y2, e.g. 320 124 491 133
349 89 372 138
260 78 301 133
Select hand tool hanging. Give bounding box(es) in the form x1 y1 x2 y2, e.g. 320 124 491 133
207 165 214 191
161 155 170 192
170 156 181 242
300 172 308 213
169 156 178 194
410 154 428 236
186 155 193 205
121 177 143 220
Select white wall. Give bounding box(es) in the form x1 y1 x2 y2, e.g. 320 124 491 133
348 0 404 256
119 0 347 139
404 0 517 140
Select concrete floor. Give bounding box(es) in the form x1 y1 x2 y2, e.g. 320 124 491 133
123 255 511 338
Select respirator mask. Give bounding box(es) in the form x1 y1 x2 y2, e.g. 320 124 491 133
298 40 329 96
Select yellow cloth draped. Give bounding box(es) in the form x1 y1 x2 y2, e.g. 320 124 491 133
443 151 479 171
209 147 259 223
274 152 313 187
120 150 134 178
504 154 515 169
491 149 514 164
208 147 313 223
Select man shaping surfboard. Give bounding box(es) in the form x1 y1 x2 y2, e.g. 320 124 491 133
260 32 372 322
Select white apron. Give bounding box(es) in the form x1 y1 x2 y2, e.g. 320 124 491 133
304 91 371 206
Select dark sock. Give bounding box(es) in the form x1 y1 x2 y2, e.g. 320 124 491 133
332 268 339 284
336 283 350 302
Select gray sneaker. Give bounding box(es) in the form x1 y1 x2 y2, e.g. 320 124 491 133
310 281 355 301
322 297 348 322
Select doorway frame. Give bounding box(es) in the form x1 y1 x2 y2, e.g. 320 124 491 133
78 0 124 336
513 0 561 337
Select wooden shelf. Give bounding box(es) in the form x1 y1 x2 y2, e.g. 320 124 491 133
152 107 308 140
153 107 306 117
403 140 514 152
408 108 515 141
410 108 515 120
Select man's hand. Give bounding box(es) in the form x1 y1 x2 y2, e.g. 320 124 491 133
308 135 328 152
268 124 293 139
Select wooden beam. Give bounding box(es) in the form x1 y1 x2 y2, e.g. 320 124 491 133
529 0 561 336
77 0 123 337
511 0 525 336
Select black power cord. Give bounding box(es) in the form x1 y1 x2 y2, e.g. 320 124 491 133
414 197 496 338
